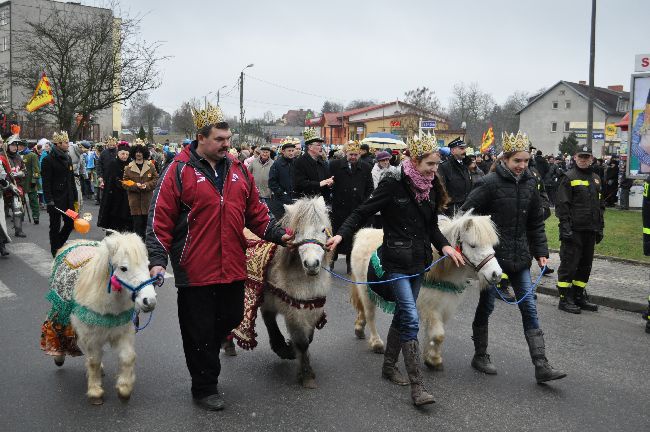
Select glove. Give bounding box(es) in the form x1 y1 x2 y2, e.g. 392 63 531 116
596 231 603 244
559 224 573 242
46 202 55 211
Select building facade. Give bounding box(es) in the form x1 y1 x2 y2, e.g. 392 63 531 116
0 0 121 140
518 81 629 157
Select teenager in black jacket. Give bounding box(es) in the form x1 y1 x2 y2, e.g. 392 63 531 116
327 135 464 406
461 132 566 384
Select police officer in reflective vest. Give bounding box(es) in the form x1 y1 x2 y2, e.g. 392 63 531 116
555 145 603 313
642 174 649 333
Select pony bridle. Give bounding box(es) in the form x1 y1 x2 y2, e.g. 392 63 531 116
457 242 495 273
290 227 332 251
106 265 164 302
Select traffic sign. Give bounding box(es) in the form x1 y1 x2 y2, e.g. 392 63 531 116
420 120 436 129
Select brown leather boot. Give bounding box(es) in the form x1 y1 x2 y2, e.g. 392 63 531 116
381 327 409 385
401 340 435 406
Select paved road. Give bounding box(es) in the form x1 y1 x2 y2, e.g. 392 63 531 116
0 204 648 432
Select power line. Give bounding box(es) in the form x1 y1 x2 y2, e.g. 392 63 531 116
245 74 344 102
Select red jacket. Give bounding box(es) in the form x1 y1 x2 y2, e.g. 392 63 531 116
146 144 286 287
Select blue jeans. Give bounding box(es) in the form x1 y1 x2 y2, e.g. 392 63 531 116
473 268 540 332
388 273 423 343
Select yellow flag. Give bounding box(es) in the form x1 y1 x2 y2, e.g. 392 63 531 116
26 73 54 113
480 126 494 153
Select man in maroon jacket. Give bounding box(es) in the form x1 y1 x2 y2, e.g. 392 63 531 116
147 106 292 411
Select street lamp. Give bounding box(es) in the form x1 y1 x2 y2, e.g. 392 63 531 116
216 85 227 106
240 63 254 144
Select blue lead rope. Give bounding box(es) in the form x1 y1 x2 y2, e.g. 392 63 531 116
491 266 547 305
322 254 449 285
132 310 154 332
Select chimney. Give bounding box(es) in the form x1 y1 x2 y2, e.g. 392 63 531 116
578 80 587 85
608 85 624 92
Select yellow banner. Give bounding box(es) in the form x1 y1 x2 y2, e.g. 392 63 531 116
26 73 54 113
605 123 617 138
480 126 494 153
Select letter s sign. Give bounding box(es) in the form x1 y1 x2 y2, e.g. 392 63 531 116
635 54 650 71
643 57 650 68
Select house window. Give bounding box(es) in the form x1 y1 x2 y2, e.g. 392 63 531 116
565 100 571 109
0 88 8 103
1 36 7 52
0 10 7 26
564 121 570 132
551 122 558 132
552 101 558 109
559 90 565 95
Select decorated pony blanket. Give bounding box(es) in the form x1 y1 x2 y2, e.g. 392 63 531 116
231 239 278 350
366 247 466 314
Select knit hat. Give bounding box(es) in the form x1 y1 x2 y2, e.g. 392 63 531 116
375 150 391 161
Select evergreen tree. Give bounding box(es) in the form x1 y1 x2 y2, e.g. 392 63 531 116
137 125 146 141
559 132 579 156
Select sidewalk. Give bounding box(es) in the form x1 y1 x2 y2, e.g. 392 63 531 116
531 252 649 313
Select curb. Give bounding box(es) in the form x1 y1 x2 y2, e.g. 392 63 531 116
548 249 650 267
537 283 646 313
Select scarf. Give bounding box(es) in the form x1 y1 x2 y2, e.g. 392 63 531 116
402 159 434 202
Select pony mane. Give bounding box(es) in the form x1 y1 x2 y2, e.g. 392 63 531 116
280 196 331 233
427 210 498 281
75 232 148 304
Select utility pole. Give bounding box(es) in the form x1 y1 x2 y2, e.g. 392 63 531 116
217 85 226 106
239 64 254 144
586 0 596 152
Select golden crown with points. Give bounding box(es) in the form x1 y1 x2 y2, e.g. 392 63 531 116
502 131 530 153
192 103 225 130
280 136 294 145
408 132 438 158
52 131 69 144
105 136 118 145
303 127 323 144
134 138 145 146
345 140 361 153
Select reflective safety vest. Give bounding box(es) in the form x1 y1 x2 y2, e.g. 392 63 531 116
555 167 604 232
643 176 650 256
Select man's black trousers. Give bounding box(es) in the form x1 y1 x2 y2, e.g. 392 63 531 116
177 282 245 399
557 230 596 289
48 207 75 257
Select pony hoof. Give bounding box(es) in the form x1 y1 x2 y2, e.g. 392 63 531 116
301 377 317 389
354 327 365 339
54 355 65 367
425 360 444 371
118 392 132 402
89 396 104 406
224 346 237 356
371 343 385 354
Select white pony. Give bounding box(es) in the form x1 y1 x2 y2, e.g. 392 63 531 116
41 232 158 404
349 212 502 370
260 196 331 389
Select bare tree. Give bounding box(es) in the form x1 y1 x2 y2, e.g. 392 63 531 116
447 82 496 146
346 100 376 110
10 1 166 139
403 87 441 114
321 101 344 113
172 101 195 138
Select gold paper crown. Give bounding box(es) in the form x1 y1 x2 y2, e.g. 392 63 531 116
303 127 322 144
134 138 145 146
407 132 438 158
52 131 69 144
105 136 118 145
280 136 293 145
502 131 530 153
191 103 225 130
345 140 361 153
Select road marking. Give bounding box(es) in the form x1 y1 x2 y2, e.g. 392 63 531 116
6 242 53 278
0 280 16 299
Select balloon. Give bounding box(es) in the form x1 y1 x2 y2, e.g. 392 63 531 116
74 218 91 234
439 146 450 156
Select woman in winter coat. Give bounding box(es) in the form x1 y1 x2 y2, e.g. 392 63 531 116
327 135 464 407
370 151 398 228
97 143 132 232
122 144 159 239
460 132 566 384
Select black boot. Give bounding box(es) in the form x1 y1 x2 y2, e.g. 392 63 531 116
573 287 598 312
525 329 567 383
194 392 225 411
381 327 409 386
557 286 581 314
401 340 435 406
471 324 497 374
0 242 9 257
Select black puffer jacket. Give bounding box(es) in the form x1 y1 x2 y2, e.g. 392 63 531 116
337 169 450 274
461 162 548 275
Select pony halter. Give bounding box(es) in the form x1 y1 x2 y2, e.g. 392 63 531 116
457 243 495 273
106 264 164 301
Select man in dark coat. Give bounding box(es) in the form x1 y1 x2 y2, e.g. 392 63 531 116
41 131 78 256
96 136 118 199
293 128 333 204
268 139 297 219
438 137 472 217
534 150 549 180
329 141 373 273
359 143 374 166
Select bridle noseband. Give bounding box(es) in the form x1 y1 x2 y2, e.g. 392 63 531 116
106 264 164 301
292 238 328 251
457 243 495 273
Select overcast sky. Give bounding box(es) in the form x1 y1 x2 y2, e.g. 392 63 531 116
97 0 649 119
